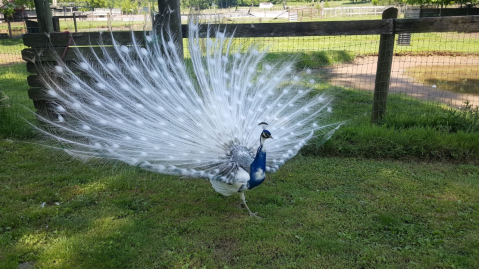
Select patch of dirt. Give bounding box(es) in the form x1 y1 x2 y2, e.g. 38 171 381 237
0 53 24 66
318 55 479 108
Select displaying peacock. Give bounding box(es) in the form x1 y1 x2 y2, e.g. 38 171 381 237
33 19 342 217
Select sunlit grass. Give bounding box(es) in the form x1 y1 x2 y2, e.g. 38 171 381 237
1 16 479 268
0 63 36 139
1 141 478 268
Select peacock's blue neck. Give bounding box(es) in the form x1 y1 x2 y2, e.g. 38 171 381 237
248 144 266 190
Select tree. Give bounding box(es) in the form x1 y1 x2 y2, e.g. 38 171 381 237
0 0 17 19
237 0 259 6
14 0 34 9
105 0 119 11
85 0 107 8
120 0 135 13
216 0 237 8
181 0 210 9
405 0 461 7
0 0 36 19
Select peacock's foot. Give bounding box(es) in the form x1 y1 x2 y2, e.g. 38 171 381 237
249 212 261 219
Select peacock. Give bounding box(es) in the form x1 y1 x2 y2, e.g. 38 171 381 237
33 19 342 217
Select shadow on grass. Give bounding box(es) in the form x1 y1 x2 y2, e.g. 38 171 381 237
0 142 218 268
0 37 24 47
2 141 479 268
264 50 355 69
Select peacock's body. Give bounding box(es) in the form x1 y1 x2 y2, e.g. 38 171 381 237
35 19 341 217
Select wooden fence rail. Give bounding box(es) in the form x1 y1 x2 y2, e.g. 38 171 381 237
22 11 479 123
22 14 479 47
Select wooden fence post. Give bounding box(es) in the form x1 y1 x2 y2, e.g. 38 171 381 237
33 0 54 33
7 17 12 38
144 13 147 31
73 12 78 32
52 16 60 32
156 0 183 59
371 7 398 124
107 12 111 31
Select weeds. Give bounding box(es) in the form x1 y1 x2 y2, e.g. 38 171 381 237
383 99 479 134
446 101 479 133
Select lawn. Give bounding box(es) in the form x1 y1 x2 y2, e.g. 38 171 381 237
0 62 36 139
1 63 479 268
1 141 478 268
1 23 479 268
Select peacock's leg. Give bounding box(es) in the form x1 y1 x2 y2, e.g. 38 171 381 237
239 193 260 218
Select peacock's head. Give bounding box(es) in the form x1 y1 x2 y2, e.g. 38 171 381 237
261 130 273 140
258 122 273 140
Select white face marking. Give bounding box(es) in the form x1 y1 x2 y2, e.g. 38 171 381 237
261 143 266 152
260 136 269 148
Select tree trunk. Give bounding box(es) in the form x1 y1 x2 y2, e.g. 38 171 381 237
156 0 183 58
33 0 54 33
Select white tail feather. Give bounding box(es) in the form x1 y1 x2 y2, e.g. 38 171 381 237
35 20 342 183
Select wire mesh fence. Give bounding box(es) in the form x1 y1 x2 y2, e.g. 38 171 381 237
231 31 479 123
0 37 29 109
1 16 479 138
313 32 479 107
0 36 34 137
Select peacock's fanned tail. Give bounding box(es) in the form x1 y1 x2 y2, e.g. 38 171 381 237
35 20 341 183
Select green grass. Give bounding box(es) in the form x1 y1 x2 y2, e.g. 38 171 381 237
231 32 479 56
1 22 479 268
0 38 25 54
266 50 356 68
0 63 36 139
1 141 478 268
299 82 479 162
1 49 478 159
58 21 150 32
0 21 147 32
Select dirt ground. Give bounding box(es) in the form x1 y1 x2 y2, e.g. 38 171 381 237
319 55 479 108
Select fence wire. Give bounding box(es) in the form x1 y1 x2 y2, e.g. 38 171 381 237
1 22 479 136
0 37 30 109
231 32 479 123
391 32 479 110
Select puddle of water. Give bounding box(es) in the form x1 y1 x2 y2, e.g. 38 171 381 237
405 65 479 95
